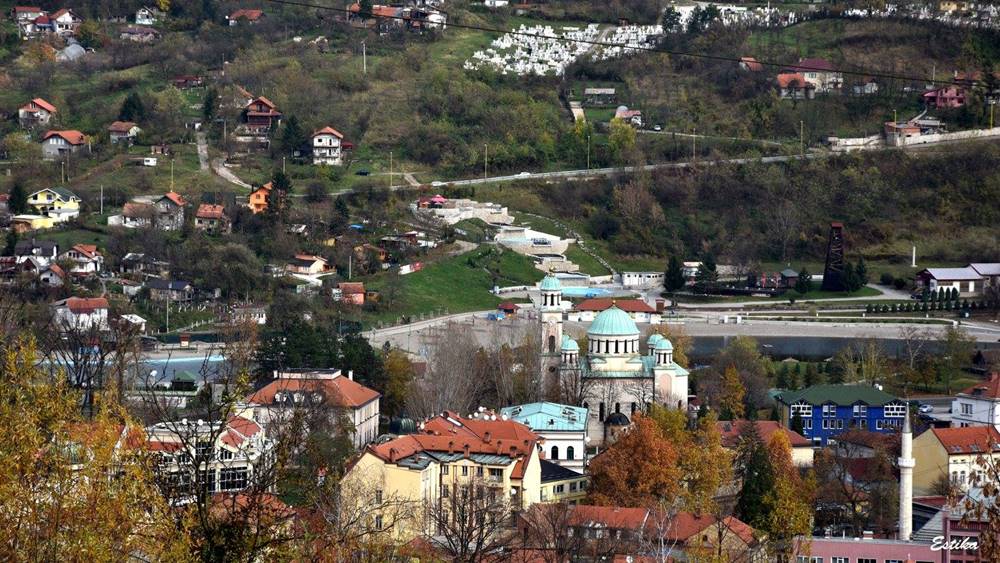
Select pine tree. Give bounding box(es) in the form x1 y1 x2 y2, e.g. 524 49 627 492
735 423 774 529
776 364 790 389
280 115 307 156
118 92 147 122
7 179 28 214
790 411 804 434
3 230 17 256
664 256 686 293
795 267 812 294
856 257 869 285
805 363 821 386
695 254 718 284
202 88 217 121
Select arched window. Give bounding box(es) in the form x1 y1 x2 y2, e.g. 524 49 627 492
599 403 606 421
615 403 621 414
548 335 555 354
550 446 559 460
566 446 575 460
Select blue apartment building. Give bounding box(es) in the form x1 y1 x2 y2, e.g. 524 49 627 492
776 384 906 445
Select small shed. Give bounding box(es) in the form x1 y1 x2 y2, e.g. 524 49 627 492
780 268 799 288
497 301 521 315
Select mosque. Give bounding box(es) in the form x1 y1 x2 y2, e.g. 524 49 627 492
537 273 689 447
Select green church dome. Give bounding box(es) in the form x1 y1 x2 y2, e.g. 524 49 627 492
587 305 640 336
540 275 562 291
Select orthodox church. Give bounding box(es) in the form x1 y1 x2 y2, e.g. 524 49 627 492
537 273 689 447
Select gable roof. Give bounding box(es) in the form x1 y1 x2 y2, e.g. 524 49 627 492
960 373 1000 400
930 426 1000 455
108 120 138 133
43 130 85 145
568 505 649 530
539 458 583 483
246 373 380 408
160 191 186 206
69 243 100 259
739 56 763 71
22 98 56 113
777 384 899 407
969 263 1000 276
795 58 837 72
313 126 344 139
54 296 109 314
122 202 152 217
146 279 191 291
338 282 365 295
248 96 277 109
196 203 226 219
229 8 263 20
716 420 811 448
31 186 79 202
919 267 981 281
776 73 812 89
574 298 654 314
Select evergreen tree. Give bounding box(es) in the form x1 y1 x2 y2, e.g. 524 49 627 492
664 256 686 293
202 88 217 121
776 364 790 389
856 257 869 285
735 423 774 529
3 230 17 256
118 92 147 122
951 287 959 301
805 363 821 387
842 263 862 293
359 0 374 18
790 411 804 434
795 267 812 294
280 115 308 156
696 254 718 284
8 179 28 215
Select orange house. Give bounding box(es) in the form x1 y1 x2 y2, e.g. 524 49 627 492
248 182 272 214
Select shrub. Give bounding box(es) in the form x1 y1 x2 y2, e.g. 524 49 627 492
894 278 907 290
880 272 894 285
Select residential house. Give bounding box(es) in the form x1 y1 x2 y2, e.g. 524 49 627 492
911 426 1000 494
852 77 879 95
146 279 194 302
171 75 204 89
568 298 659 324
119 25 159 42
243 369 381 448
500 402 588 471
776 384 906 445
194 204 230 234
50 9 82 35
923 85 966 108
969 263 1000 293
779 268 799 288
776 73 815 100
910 487 992 563
11 215 56 233
147 417 275 498
538 459 587 503
286 254 329 275
16 9 53 36
58 243 103 275
248 182 272 214
951 373 1000 429
27 187 80 223
312 126 345 166
154 191 186 230
113 202 154 228
613 105 642 127
39 263 67 287
134 6 164 25
583 87 615 105
108 121 141 143
227 9 264 25
230 305 266 325
14 239 58 264
341 410 543 538
738 56 763 72
120 252 169 278
793 58 843 92
51 296 109 331
830 429 897 459
336 282 365 305
41 130 86 160
800 536 937 562
717 419 814 467
12 6 45 24
242 97 281 133
18 98 57 128
915 267 983 297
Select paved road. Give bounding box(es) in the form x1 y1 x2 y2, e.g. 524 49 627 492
211 158 252 189
676 284 912 309
196 132 209 171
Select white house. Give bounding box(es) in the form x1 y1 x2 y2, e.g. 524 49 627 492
243 369 381 449
567 298 660 324
620 271 664 289
135 6 164 25
58 243 103 274
952 373 1000 430
50 8 81 35
312 126 345 166
41 130 86 160
500 402 588 471
51 296 109 331
18 98 57 128
916 267 984 297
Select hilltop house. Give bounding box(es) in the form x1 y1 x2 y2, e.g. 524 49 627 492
247 182 271 214
342 411 543 538
51 296 109 331
242 96 281 134
500 402 588 471
119 25 159 42
146 279 193 302
154 191 186 230
312 126 345 166
951 373 1000 429
226 9 264 25
923 85 966 108
286 254 329 275
776 73 815 100
41 130 86 159
27 187 80 223
793 58 843 92
120 252 169 278
18 98 56 128
717 419 814 467
12 6 46 24
58 243 103 275
51 9 82 35
14 239 58 264
335 282 365 305
194 204 230 234
171 75 204 89
134 6 164 25
243 369 381 448
776 384 906 445
912 426 1000 494
114 202 154 228
108 121 141 143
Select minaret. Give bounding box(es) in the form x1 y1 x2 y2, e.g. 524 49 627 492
898 405 914 541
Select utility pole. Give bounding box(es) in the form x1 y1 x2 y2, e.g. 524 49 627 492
799 120 804 156
389 151 393 188
282 156 286 174
100 184 103 215
692 128 696 161
990 101 995 129
362 40 367 75
348 254 353 280
484 143 488 180
586 134 591 169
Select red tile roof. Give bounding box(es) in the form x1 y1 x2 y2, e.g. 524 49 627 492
230 8 263 20
739 56 763 71
961 372 1000 400
716 420 811 448
795 58 837 72
63 296 109 313
108 120 137 133
43 130 85 145
313 126 344 139
161 191 186 206
246 374 380 409
574 298 655 313
22 97 56 113
776 73 812 89
196 203 226 219
568 505 649 529
122 202 152 217
249 95 276 109
338 282 365 295
931 426 1000 455
70 243 100 259
14 6 43 13
221 415 262 448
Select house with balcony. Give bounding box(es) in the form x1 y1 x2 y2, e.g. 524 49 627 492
58 243 103 275
285 254 329 275
50 296 109 331
951 373 1000 429
923 85 967 109
792 58 843 93
41 130 85 160
247 182 272 214
312 126 345 166
243 369 381 448
776 384 906 446
50 8 81 35
500 402 588 471
18 98 57 128
146 279 193 302
135 6 164 25
108 121 141 143
242 96 281 134
194 204 230 234
912 426 1000 495
27 187 80 223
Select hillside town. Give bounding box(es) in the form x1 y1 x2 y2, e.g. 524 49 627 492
0 0 999 560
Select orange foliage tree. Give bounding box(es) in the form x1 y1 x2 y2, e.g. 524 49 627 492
586 415 681 507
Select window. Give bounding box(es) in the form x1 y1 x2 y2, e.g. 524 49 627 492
555 484 565 494
876 420 884 430
804 419 812 429
790 402 812 418
219 448 234 461
823 404 836 417
570 482 578 491
442 485 450 498
858 559 876 563
853 405 868 417
836 419 844 429
886 560 903 563
195 441 213 461
822 420 829 430
797 557 809 563
461 466 469 477
599 403 606 422
219 468 248 491
551 446 559 460
615 403 621 414
375 515 383 530
489 468 502 481
375 490 382 504
884 403 906 418
566 446 575 460
477 466 484 477
860 419 867 429
579 480 587 490
961 403 973 415
832 558 848 563
442 465 449 475
630 402 637 415
811 558 823 563
198 469 216 493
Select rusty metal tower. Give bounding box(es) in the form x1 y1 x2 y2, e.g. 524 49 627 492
821 222 846 291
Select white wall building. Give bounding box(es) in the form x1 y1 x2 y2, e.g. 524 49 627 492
51 297 109 331
500 402 588 471
312 126 345 166
951 373 1000 429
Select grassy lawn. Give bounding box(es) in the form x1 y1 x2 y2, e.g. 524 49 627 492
583 108 616 124
494 248 545 285
43 227 111 249
453 218 495 243
565 244 610 276
788 286 883 300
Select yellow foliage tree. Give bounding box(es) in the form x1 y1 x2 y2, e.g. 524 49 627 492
0 338 189 560
719 366 746 420
763 431 814 558
587 415 680 507
649 405 732 514
645 324 692 368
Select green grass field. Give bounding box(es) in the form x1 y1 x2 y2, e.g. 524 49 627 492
564 244 610 276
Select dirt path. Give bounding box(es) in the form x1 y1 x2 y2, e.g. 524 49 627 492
196 132 209 171
210 158 251 189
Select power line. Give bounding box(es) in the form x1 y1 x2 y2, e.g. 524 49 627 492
259 0 986 88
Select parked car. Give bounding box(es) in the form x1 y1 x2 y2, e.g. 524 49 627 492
918 403 934 414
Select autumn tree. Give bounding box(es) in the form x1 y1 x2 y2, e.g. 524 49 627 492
719 366 746 420
703 336 772 417
588 415 680 507
762 432 814 558
608 118 637 164
382 348 414 418
649 405 732 514
645 324 692 368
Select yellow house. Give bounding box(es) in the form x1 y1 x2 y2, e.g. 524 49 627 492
12 214 57 233
911 426 1000 495
28 187 81 223
342 411 543 540
539 459 588 503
